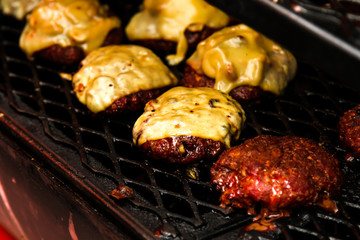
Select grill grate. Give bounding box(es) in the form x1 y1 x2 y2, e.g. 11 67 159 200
1 4 360 240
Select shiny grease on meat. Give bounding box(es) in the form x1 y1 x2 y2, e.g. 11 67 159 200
132 87 246 164
34 27 123 66
19 0 122 65
72 45 178 114
125 0 230 65
338 104 360 160
129 26 220 59
183 24 297 103
211 135 343 230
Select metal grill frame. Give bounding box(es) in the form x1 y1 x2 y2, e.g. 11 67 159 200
1 1 360 239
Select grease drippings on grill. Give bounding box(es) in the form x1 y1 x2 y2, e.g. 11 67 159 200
132 87 246 164
211 135 343 231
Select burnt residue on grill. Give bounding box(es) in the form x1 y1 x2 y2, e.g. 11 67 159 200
0 2 360 240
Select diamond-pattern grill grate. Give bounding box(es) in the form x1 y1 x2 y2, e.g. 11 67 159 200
1 4 360 239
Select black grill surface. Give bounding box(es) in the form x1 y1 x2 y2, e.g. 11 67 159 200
1 2 360 239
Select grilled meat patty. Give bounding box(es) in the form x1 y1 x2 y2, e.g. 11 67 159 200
211 135 342 218
72 45 178 114
34 28 123 66
180 65 266 103
139 136 226 164
183 24 297 103
103 87 169 114
19 0 122 66
132 87 246 164
131 26 219 57
338 104 360 158
125 0 230 65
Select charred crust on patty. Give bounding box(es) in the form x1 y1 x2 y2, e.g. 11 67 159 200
180 65 266 103
338 104 360 158
138 136 226 164
34 45 86 67
211 135 342 219
104 87 169 114
130 26 219 57
34 27 123 66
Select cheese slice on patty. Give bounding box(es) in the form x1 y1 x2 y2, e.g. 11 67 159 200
19 0 121 57
72 45 178 113
125 0 230 65
133 86 246 148
187 24 297 95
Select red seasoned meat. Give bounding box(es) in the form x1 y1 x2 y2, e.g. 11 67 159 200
338 104 360 160
211 135 343 230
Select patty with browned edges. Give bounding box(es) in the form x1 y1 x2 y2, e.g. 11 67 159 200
338 104 360 158
72 45 178 114
132 26 220 57
211 135 342 220
34 28 123 66
125 0 230 65
139 136 226 164
181 65 266 103
103 87 170 114
182 24 297 103
132 87 246 164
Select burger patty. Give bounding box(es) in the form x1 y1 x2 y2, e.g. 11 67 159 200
34 27 123 66
138 136 226 164
132 87 246 164
180 65 266 103
338 104 360 158
104 87 169 114
211 135 343 214
131 26 219 55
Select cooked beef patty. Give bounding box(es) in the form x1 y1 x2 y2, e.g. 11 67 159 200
104 87 169 114
211 135 342 220
132 87 246 164
338 104 360 158
180 65 266 103
132 26 219 56
72 45 177 114
138 136 226 164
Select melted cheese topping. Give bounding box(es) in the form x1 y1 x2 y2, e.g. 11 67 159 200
19 0 121 57
133 86 246 147
72 45 178 113
187 24 297 94
0 0 41 19
125 0 230 65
